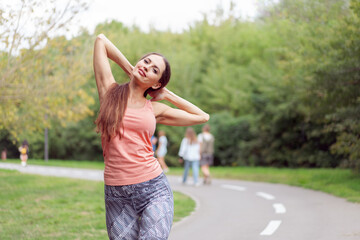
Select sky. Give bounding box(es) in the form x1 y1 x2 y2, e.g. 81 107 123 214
0 0 258 51
70 0 258 36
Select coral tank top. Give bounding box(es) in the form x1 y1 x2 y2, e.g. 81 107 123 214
102 100 162 186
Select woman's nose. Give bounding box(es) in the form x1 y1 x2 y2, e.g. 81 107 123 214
143 66 148 72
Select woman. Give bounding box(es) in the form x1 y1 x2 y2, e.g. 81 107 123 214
178 127 201 186
156 130 169 172
18 140 29 167
198 124 215 184
93 34 209 239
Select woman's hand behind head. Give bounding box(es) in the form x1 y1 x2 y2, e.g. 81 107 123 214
149 87 169 101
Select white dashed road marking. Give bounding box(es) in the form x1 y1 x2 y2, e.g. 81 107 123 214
220 185 284 236
260 220 282 236
273 203 286 214
221 184 246 191
256 192 275 200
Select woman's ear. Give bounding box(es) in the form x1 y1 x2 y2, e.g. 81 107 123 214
152 82 162 90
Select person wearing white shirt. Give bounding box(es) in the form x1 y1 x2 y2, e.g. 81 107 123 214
178 127 201 186
156 130 169 172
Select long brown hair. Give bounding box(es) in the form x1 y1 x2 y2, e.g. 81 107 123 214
95 53 171 142
185 127 198 145
95 82 129 142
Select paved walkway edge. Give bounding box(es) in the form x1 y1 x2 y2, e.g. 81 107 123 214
0 163 199 228
171 187 201 229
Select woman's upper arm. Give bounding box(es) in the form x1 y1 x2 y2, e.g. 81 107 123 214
152 102 208 126
93 35 115 101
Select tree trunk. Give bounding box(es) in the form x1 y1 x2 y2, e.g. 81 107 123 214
44 113 49 162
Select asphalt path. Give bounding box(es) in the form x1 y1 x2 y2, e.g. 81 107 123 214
1 162 360 240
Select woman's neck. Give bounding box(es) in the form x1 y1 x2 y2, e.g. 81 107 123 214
128 80 147 108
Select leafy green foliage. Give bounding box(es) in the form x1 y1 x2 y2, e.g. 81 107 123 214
1 0 359 172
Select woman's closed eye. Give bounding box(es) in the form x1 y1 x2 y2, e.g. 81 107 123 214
143 58 159 74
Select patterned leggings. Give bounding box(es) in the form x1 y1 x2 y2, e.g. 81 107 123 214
104 173 174 240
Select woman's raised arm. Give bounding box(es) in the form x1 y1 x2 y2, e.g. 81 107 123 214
93 34 134 102
151 88 210 126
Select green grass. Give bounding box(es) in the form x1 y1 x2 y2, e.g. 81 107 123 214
5 159 105 170
168 166 360 203
4 158 360 203
0 169 195 239
173 191 196 222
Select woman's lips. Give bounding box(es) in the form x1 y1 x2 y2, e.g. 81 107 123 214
138 68 146 77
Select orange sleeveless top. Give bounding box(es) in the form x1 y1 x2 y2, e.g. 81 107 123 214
102 100 162 186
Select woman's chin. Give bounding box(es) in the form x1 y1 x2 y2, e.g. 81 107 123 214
132 77 149 89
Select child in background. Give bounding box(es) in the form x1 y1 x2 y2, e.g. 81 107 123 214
18 140 29 167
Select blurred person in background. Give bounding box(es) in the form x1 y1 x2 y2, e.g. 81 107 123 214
151 135 158 156
179 127 201 186
156 130 169 172
1 148 7 160
198 124 214 184
18 140 29 167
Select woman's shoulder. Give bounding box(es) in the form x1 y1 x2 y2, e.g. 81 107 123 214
150 101 163 109
150 101 171 116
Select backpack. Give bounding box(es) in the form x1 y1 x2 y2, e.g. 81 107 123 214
201 135 214 154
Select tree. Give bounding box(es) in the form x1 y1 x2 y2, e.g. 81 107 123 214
0 0 92 144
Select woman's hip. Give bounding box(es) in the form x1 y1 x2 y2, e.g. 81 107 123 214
104 173 173 213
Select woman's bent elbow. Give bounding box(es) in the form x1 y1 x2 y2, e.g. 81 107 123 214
95 34 107 44
202 113 210 123
189 113 209 125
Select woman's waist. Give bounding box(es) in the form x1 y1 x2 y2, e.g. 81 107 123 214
104 172 168 199
105 154 156 167
103 160 163 186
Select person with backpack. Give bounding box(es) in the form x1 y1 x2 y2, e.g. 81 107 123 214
198 124 214 184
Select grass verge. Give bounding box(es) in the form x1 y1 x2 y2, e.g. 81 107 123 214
3 159 360 203
4 159 105 170
168 166 360 203
0 169 195 239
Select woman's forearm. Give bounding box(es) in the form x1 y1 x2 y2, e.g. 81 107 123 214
165 89 209 122
97 34 133 77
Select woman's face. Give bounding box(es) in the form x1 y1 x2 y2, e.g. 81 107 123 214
133 54 166 89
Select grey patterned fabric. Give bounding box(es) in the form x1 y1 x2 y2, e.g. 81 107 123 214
104 173 174 239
